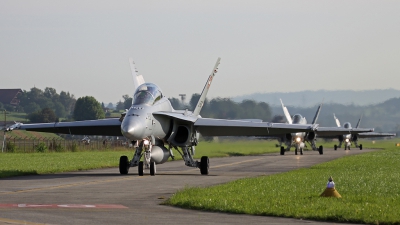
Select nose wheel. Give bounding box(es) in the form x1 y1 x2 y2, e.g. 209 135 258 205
138 161 144 176
150 161 156 176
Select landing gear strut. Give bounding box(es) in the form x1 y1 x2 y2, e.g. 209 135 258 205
175 146 209 175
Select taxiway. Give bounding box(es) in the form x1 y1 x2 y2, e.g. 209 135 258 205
0 148 374 225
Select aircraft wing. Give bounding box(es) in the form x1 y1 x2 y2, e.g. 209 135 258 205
153 111 198 123
11 118 122 136
315 127 374 137
194 118 316 136
358 132 396 138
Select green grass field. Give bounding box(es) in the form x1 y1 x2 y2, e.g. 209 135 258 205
1 112 28 122
0 151 131 178
165 139 400 225
0 140 278 178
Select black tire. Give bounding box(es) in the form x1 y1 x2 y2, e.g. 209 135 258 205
138 161 144 176
359 144 363 150
334 145 337 150
150 161 156 176
280 146 285 155
318 146 323 155
295 148 298 155
200 156 209 175
119 156 129 175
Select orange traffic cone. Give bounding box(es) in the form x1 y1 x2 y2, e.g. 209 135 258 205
320 176 342 198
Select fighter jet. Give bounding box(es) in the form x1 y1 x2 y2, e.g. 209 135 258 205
330 114 396 150
278 99 323 155
6 58 329 176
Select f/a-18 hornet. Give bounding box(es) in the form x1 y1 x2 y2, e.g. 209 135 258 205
278 99 376 155
8 58 337 176
329 114 396 150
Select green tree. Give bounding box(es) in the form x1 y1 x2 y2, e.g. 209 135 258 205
122 94 132 110
54 102 67 118
169 97 183 110
59 91 76 114
73 96 105 121
189 93 201 111
28 108 57 123
106 102 114 109
116 100 124 111
24 102 41 114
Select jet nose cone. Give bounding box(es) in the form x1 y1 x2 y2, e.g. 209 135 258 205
121 119 146 141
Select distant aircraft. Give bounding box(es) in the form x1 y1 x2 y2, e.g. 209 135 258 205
7 58 323 176
329 114 396 150
278 99 375 155
278 99 323 155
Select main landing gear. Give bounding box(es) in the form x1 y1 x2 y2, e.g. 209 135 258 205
280 145 323 155
118 145 210 176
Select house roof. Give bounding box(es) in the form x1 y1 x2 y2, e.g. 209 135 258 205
0 89 22 105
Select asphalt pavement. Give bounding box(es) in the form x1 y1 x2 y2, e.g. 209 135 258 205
0 148 374 225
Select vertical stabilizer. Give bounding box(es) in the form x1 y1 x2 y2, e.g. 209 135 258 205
355 114 363 128
311 101 323 125
280 99 292 124
129 58 145 90
193 58 221 117
333 113 341 127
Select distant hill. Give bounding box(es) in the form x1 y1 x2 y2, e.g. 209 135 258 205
233 89 400 107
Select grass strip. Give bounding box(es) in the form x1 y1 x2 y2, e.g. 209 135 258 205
0 151 130 178
165 141 400 224
0 140 278 178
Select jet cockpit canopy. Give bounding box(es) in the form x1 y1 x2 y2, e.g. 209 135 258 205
344 122 352 129
292 114 303 124
133 83 163 105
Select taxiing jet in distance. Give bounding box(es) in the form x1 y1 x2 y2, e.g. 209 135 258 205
331 114 396 150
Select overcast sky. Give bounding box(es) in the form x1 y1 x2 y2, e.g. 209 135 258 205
1 0 399 104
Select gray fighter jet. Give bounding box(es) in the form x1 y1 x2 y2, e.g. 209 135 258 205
278 99 323 155
328 114 396 150
6 58 338 176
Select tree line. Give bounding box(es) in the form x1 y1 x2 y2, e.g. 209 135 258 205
1 87 104 123
2 87 273 124
168 94 272 122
